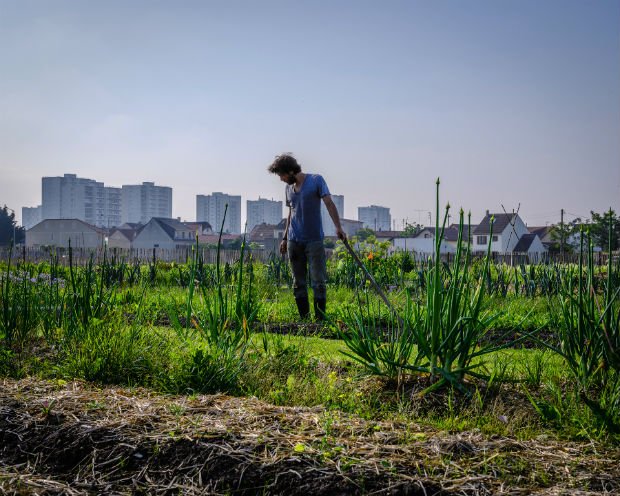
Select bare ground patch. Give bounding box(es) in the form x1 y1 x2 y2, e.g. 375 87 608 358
1 378 618 495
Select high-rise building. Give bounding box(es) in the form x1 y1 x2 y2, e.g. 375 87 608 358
246 198 283 233
196 192 241 234
103 187 122 228
41 176 62 221
22 205 42 230
358 205 391 231
41 173 120 228
121 182 172 224
321 194 344 236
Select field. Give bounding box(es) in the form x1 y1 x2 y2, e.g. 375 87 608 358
1 222 619 494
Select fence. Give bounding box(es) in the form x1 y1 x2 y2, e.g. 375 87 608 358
392 249 617 266
0 246 273 266
0 245 617 267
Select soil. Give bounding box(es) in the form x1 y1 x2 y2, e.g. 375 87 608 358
2 378 619 495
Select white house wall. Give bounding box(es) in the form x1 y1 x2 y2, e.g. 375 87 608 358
392 237 456 254
477 216 530 253
132 222 175 249
26 220 104 248
526 236 547 255
107 232 132 249
504 216 529 252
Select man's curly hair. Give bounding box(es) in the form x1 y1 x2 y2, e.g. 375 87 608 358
268 153 302 175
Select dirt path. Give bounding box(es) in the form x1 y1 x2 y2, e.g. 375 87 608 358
1 378 618 495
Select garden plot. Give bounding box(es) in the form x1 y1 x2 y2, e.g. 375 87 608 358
2 378 619 495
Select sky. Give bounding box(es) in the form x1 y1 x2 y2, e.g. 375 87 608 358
1 0 619 229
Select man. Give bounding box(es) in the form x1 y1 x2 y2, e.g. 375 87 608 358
268 153 346 320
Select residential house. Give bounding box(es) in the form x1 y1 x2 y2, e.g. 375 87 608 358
528 226 554 250
473 212 546 256
184 221 213 237
197 233 243 248
373 230 404 242
512 233 547 255
391 236 456 255
340 218 364 238
248 220 286 252
26 219 107 249
415 225 463 249
132 218 195 250
107 223 144 249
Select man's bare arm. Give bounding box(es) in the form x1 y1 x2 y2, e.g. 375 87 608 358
280 207 292 254
322 195 346 240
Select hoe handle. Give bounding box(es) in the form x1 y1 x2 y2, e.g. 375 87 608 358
342 239 404 328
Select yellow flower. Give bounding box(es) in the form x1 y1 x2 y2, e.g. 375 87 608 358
367 252 374 261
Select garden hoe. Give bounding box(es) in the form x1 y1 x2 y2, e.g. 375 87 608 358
342 238 405 328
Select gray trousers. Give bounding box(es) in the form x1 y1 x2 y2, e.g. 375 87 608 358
287 240 327 300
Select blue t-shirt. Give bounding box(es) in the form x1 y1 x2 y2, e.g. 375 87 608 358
286 174 330 243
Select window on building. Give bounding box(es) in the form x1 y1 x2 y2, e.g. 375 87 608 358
477 235 487 245
492 235 498 242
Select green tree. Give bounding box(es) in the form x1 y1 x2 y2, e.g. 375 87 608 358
403 222 422 237
590 209 620 252
0 205 25 246
355 227 375 242
549 218 581 253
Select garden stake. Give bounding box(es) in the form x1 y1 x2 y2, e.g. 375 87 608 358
342 238 405 328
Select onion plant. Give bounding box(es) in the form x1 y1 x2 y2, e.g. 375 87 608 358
190 206 260 342
65 243 115 340
35 252 67 341
167 206 261 392
547 223 620 383
543 217 620 432
340 180 538 394
0 249 38 348
340 289 418 384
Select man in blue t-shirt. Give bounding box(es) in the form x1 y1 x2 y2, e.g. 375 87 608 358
268 153 346 320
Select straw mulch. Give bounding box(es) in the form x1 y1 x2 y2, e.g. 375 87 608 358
1 378 618 495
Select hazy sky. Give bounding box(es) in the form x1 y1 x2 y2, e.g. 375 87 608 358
1 0 619 228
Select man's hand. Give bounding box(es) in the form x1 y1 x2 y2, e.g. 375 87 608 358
336 229 347 241
279 239 288 255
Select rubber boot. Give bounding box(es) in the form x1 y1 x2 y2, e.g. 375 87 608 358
314 298 327 321
295 296 310 320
